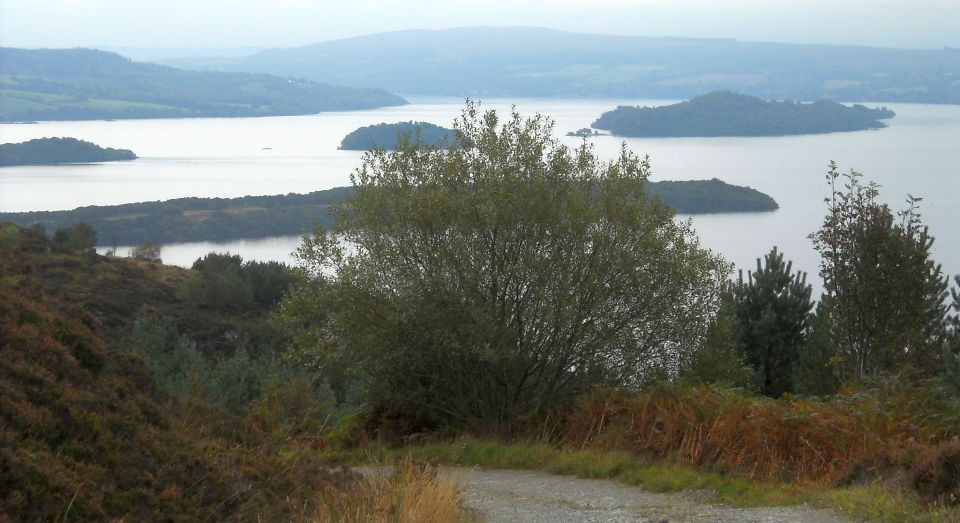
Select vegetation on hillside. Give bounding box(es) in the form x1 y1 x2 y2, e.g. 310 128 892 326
0 137 136 166
339 121 460 150
591 91 895 137
0 180 776 246
194 27 960 104
0 224 468 521
280 103 729 428
3 100 959 521
0 47 406 122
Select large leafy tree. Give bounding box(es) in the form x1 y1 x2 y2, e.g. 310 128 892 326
279 103 728 427
734 247 815 397
810 163 950 381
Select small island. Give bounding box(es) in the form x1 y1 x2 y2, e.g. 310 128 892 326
339 121 460 150
0 137 137 167
0 180 776 245
591 91 896 137
566 127 602 137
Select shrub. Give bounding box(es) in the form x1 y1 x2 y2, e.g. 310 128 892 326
910 443 960 505
52 222 97 252
130 241 161 262
560 378 960 484
283 102 728 428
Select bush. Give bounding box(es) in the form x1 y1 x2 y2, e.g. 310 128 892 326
179 252 254 310
283 102 727 428
52 222 97 252
910 443 960 505
130 241 161 262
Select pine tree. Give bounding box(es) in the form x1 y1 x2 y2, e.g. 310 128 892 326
734 247 814 397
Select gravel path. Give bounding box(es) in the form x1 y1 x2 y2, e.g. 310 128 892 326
440 467 850 523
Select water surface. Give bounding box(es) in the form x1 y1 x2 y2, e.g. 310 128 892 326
3 97 958 285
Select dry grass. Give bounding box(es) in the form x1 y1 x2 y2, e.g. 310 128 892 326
315 459 471 523
559 382 959 484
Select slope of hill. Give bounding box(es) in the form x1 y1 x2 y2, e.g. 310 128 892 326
0 180 777 246
0 47 406 121
189 27 960 104
0 228 337 521
0 137 137 166
591 91 896 137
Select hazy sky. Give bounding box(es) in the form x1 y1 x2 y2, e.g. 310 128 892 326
1 0 958 52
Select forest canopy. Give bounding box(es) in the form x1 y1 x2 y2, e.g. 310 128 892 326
0 137 136 166
0 180 777 246
591 91 895 137
338 121 460 150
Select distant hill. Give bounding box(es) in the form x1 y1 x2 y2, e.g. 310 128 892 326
0 180 776 246
339 121 460 150
0 47 406 122
591 91 896 137
0 137 136 166
179 27 960 104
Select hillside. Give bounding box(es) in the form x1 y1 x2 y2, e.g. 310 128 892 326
0 47 406 122
0 227 337 520
590 91 896 137
178 27 960 104
0 180 777 246
0 137 137 166
339 121 460 150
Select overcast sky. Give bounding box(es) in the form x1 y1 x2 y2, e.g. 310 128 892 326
1 0 958 53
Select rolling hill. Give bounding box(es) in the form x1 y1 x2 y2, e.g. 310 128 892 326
175 27 960 104
0 47 406 121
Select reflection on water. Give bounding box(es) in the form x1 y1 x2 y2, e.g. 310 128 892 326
7 97 960 283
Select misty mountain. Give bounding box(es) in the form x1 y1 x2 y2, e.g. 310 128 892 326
0 47 406 121
179 27 960 104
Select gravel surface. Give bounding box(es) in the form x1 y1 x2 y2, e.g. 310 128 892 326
439 467 850 523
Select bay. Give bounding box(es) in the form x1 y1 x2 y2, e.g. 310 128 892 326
2 97 958 286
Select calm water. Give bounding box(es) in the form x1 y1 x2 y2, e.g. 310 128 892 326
2 97 958 286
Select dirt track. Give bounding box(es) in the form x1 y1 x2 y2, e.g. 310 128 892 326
441 467 849 523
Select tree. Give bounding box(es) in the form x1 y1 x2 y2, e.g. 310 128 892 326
680 288 752 388
734 247 815 397
279 102 728 427
944 277 960 393
179 252 254 310
129 241 161 262
53 222 97 252
810 163 950 382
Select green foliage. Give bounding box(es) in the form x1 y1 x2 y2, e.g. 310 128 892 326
282 102 728 427
52 222 97 252
339 121 460 150
810 163 950 381
681 291 752 388
0 47 405 122
179 253 254 310
734 247 815 397
791 306 841 396
0 181 778 246
242 259 298 306
0 137 136 166
179 253 297 311
592 91 895 137
646 178 778 213
128 314 207 397
944 277 960 393
129 240 161 262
